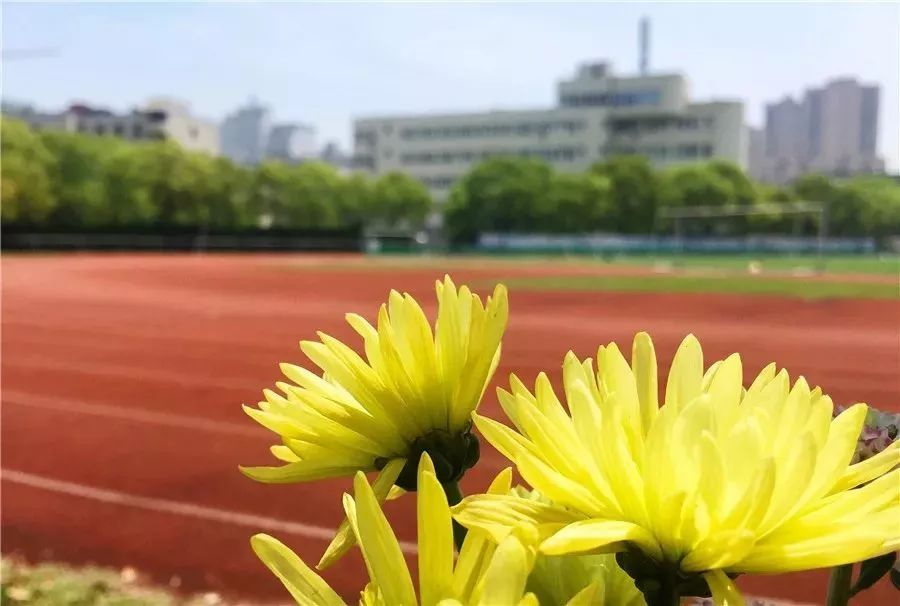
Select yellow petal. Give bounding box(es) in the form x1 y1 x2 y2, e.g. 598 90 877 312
250 534 346 606
239 461 364 484
664 334 704 413
540 520 663 561
417 454 454 606
318 458 405 570
631 332 659 434
829 440 900 493
351 472 417 606
564 582 600 606
475 535 532 606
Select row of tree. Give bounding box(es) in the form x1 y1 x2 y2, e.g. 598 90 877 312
444 156 900 242
4 116 899 242
1 118 432 230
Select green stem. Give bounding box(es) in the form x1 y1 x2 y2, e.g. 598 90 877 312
826 564 854 606
441 480 467 551
644 568 680 606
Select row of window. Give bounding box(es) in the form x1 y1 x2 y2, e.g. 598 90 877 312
608 116 714 135
359 118 712 150
76 121 164 140
354 155 375 169
359 142 717 171
608 143 714 160
420 176 456 190
400 146 587 166
399 120 587 140
560 90 662 108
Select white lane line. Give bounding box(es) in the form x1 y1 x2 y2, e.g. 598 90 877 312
1 468 418 554
3 355 259 391
1 391 512 471
2 392 263 438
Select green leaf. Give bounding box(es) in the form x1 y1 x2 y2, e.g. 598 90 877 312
850 552 897 596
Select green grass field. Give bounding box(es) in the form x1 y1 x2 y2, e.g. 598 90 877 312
596 254 900 275
0 558 227 606
293 253 899 300
491 274 899 300
344 252 900 275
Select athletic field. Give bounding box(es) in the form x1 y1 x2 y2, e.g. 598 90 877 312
2 253 897 604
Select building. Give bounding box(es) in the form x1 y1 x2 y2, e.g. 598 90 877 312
220 101 271 165
353 61 746 199
318 141 354 173
2 98 220 155
808 78 881 176
143 98 219 155
265 123 317 162
752 77 883 183
747 127 767 185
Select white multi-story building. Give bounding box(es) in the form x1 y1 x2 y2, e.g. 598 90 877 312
143 98 219 156
3 98 220 155
353 61 746 198
266 123 317 162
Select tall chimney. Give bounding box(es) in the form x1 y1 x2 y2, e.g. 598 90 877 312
639 17 650 75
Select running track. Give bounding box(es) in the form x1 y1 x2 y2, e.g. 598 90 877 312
2 254 897 604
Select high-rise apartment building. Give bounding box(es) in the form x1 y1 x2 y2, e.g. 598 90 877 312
220 101 271 166
752 78 883 183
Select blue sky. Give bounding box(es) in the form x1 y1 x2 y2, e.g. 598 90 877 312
4 2 898 170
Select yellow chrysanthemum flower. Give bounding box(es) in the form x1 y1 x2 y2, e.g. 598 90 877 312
453 332 900 606
241 276 508 568
251 454 539 606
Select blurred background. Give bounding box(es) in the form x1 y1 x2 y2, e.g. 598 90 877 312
1 3 898 606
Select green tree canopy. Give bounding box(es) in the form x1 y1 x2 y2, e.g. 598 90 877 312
708 160 758 206
40 130 117 227
545 172 613 233
370 172 432 229
444 156 554 243
588 155 659 233
1 118 57 225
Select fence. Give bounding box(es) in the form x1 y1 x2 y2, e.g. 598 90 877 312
476 233 877 255
1 226 362 252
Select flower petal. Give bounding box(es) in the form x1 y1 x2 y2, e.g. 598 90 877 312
318 458 405 570
418 454 454 606
250 534 346 606
348 471 417 606
540 520 663 561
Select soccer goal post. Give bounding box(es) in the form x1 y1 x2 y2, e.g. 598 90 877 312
654 201 829 267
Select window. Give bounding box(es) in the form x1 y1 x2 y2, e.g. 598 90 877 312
354 155 375 169
677 144 699 159
562 90 661 108
356 130 376 145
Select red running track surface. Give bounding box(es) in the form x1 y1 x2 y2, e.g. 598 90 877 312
2 254 897 604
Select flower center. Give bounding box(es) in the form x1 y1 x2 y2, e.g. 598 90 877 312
376 428 480 491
